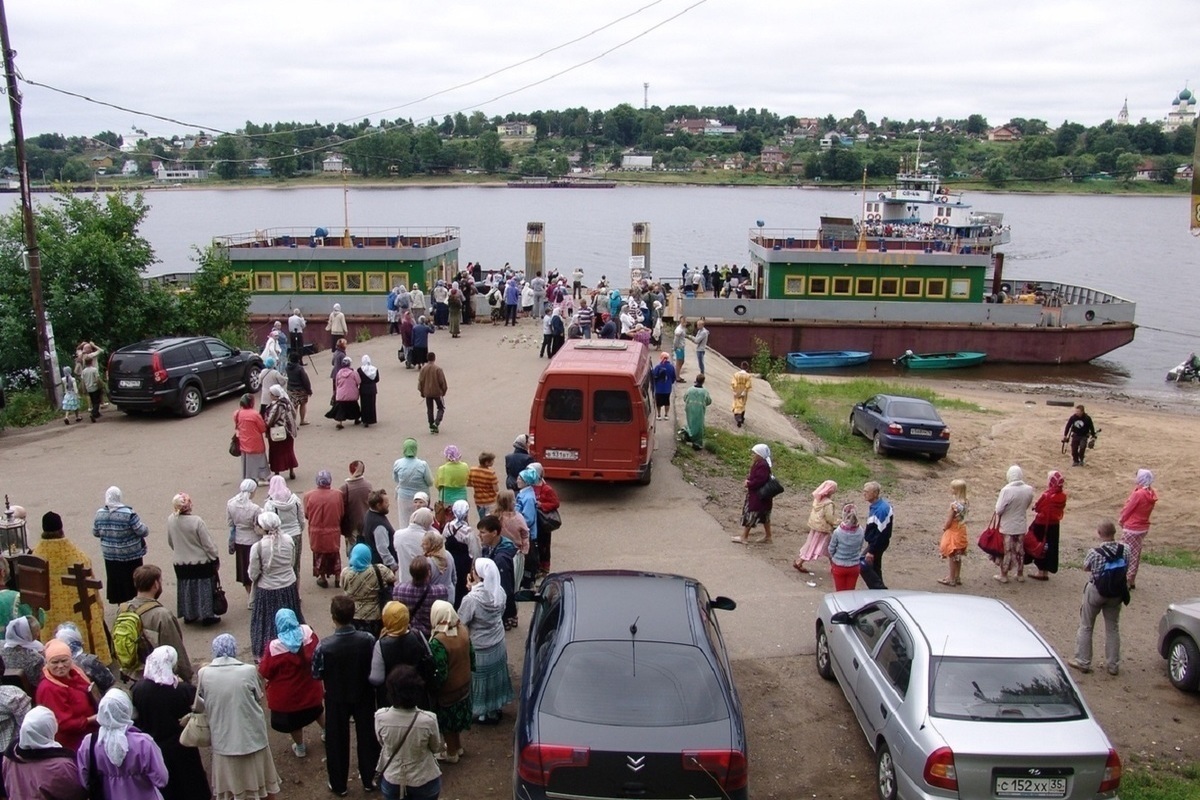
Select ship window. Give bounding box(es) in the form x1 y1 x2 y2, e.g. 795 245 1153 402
902 278 923 297
809 276 829 295
832 277 852 295
344 272 364 291
855 277 876 296
366 272 387 292
950 278 971 299
390 272 410 290
784 276 805 296
276 272 297 292
254 273 274 292
299 272 319 292
322 273 342 292
879 277 900 297
232 272 251 290
926 278 947 298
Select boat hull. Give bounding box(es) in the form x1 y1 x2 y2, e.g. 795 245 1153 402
786 351 871 370
899 351 987 369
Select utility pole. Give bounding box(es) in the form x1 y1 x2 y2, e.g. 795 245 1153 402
0 0 55 405
643 82 649 110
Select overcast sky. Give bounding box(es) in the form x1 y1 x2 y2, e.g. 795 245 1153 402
7 0 1199 139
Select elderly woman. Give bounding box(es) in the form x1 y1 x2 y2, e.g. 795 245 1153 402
92 486 150 604
227 478 264 600
1030 471 1068 581
436 445 470 507
234 393 270 484
457 558 512 726
515 469 540 586
198 633 281 800
1 707 87 800
1119 468 1159 590
329 356 361 430
427 601 473 763
326 305 348 351
373 665 442 800
795 479 838 574
527 463 561 577
442 501 480 607
358 355 380 428
131 646 209 800
258 609 325 759
828 504 866 591
34 639 96 752
369 602 434 708
54 622 115 694
304 469 345 588
167 492 222 626
994 465 1035 583
329 338 348 395
77 688 168 799
248 512 302 660
734 444 774 545
264 474 306 578
285 350 313 426
423 532 457 605
2 617 44 690
257 356 287 415
265 385 300 480
394 438 435 525
342 544 395 637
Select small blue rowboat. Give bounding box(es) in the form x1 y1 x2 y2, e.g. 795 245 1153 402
786 350 872 370
894 350 987 369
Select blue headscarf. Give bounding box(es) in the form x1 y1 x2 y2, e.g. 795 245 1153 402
348 543 373 574
264 356 276 369
519 467 539 487
274 609 302 653
211 633 237 659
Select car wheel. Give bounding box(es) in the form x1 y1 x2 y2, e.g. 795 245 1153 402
929 452 945 462
815 624 834 680
848 413 859 437
1168 634 1200 691
876 741 898 800
246 364 263 392
873 432 887 456
636 460 653 486
178 385 203 417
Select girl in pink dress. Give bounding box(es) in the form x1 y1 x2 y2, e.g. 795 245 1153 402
794 480 838 573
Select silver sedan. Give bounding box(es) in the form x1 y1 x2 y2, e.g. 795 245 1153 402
1157 597 1200 691
815 590 1122 800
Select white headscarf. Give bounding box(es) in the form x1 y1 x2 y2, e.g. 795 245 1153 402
1006 465 1024 484
4 617 43 651
752 443 773 469
104 486 124 510
143 645 179 687
256 511 285 573
18 707 60 749
473 557 506 606
360 355 378 380
96 688 134 765
238 478 258 502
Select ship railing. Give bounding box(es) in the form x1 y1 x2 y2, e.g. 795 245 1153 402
997 280 1133 307
214 226 460 250
750 229 1005 253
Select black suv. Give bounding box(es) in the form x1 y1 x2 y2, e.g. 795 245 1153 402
107 336 263 417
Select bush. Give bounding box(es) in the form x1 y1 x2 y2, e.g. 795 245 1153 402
750 337 785 380
0 389 58 429
355 327 373 343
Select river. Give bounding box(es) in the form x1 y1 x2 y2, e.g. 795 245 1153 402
28 184 1200 401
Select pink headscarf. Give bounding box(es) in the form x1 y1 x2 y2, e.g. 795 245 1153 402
268 474 291 503
812 480 838 500
1047 471 1064 491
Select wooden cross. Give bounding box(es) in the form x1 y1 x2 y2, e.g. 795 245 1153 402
61 562 104 654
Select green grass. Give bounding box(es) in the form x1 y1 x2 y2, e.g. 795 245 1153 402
0 389 60 429
1142 548 1200 571
1119 763 1200 800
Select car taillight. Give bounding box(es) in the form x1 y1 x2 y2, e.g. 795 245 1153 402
639 433 647 452
151 353 168 383
517 744 589 786
940 428 951 439
1098 748 1122 793
527 433 535 449
887 422 903 435
923 747 957 791
683 750 748 791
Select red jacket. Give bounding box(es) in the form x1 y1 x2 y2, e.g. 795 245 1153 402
34 670 97 752
1032 489 1067 525
258 635 324 712
1119 486 1157 531
534 482 560 512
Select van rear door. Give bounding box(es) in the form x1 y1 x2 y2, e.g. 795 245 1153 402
589 380 637 471
536 382 587 470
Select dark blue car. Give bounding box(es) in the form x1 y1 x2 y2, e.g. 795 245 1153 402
850 393 950 461
514 571 746 800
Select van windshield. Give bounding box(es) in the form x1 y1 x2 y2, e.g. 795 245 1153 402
594 390 632 423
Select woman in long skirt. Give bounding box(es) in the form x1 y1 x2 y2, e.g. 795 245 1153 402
248 512 302 660
794 480 838 573
227 480 263 602
131 646 211 800
428 601 473 760
167 492 222 625
357 355 380 427
265 386 299 480
456 559 513 724
1030 471 1067 581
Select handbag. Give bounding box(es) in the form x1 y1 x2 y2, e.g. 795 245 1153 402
537 506 562 532
977 514 1005 558
758 475 785 500
373 713 418 786
269 423 288 442
211 570 229 616
1023 526 1046 560
228 434 241 457
179 710 211 748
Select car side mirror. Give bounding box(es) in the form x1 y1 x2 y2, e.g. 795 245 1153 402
708 596 737 612
830 611 852 625
513 589 540 603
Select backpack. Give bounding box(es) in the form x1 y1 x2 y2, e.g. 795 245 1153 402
1094 544 1129 601
112 600 161 673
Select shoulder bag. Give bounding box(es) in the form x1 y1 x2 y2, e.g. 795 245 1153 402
269 422 288 442
1022 525 1046 561
180 709 211 748
537 506 563 532
758 474 785 500
211 568 229 617
373 713 419 787
977 513 1005 558
229 433 241 457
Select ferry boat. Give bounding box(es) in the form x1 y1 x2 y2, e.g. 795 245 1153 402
681 172 1137 365
506 176 616 188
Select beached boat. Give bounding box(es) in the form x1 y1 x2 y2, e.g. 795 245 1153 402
506 177 616 188
786 350 871 370
894 350 987 369
681 167 1137 365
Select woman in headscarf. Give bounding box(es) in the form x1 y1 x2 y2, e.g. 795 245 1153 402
448 281 464 337
1 707 86 800
263 475 306 579
198 633 281 800
680 374 712 450
167 492 222 626
528 463 561 577
504 434 533 491
304 469 345 589
357 355 380 427
1119 468 1159 590
54 622 115 694
427 601 472 762
60 366 81 424
93 486 150 605
410 282 427 319
794 479 838 573
436 445 470 509
265 385 299 480
234 393 270 484
400 309 416 369
261 325 282 365
458 558 513 725
339 459 373 554
341 544 394 637
423 532 457 605
329 337 348 396
326 303 347 351
257 356 287 416
77 688 168 799
393 438 435 524
828 504 866 591
2 617 44 690
227 478 264 601
442 501 480 608
373 666 442 800
248 512 301 661
369 602 434 708
284 350 313 426
131 646 209 800
515 469 540 587
1030 471 1068 581
33 639 96 751
257 609 325 759
994 465 1035 584
328 356 361 430
734 444 775 545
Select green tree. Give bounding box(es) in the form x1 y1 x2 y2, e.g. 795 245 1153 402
477 130 504 173
1114 152 1140 182
212 134 245 179
60 159 93 182
982 157 1010 186
602 104 640 146
1173 123 1195 156
176 245 251 335
965 114 989 136
1157 155 1181 185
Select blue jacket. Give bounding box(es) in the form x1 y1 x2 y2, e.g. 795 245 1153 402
411 323 432 348
865 497 894 556
652 361 676 394
517 486 539 542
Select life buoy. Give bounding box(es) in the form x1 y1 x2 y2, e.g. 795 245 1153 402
937 196 948 203
878 192 886 200
1084 310 1095 322
734 304 747 316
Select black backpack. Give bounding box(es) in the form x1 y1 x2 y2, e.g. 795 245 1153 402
1094 544 1129 602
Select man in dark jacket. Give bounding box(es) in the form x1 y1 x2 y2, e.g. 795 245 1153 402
1062 404 1097 467
479 515 519 629
505 434 534 491
313 595 380 796
860 482 893 590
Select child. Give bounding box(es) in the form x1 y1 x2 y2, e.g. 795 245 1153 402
468 452 500 521
938 479 970 586
794 480 838 574
60 366 82 424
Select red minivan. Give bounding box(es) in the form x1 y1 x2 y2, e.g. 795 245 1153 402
528 340 655 484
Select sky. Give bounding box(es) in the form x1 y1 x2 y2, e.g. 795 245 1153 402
7 0 1199 139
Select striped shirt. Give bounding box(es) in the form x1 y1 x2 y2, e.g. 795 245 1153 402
467 466 500 506
92 506 149 561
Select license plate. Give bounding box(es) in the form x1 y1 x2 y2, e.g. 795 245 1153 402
994 776 1068 797
118 379 141 388
544 449 579 460
909 428 932 437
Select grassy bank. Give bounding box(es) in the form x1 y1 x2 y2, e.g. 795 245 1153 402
1120 762 1200 800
